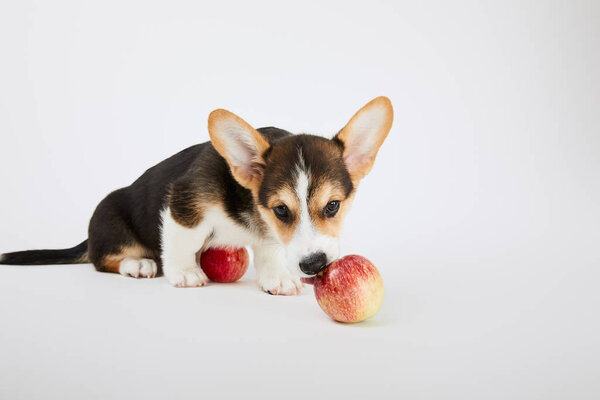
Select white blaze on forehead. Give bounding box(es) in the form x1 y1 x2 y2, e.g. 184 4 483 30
294 166 313 241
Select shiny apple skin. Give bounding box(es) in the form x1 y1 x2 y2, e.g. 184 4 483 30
314 255 384 323
199 247 249 283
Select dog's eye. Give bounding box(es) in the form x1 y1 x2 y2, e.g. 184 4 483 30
324 200 340 217
273 205 291 222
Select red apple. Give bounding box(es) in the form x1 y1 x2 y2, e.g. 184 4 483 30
199 247 249 283
313 255 384 323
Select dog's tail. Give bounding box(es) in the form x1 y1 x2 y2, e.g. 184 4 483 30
0 240 89 265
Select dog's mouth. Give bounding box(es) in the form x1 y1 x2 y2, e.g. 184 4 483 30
301 277 315 285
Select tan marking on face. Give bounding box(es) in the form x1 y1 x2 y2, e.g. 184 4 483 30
257 186 300 244
309 179 355 237
99 244 152 274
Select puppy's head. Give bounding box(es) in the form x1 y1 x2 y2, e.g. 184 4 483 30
208 97 393 277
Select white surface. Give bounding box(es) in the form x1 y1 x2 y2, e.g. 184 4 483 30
1 1 599 399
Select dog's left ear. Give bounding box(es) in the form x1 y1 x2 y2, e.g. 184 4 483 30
335 96 393 184
208 109 270 190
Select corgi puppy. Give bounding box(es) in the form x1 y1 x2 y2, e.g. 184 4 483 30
0 97 393 295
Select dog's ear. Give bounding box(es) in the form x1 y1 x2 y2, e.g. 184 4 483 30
334 96 393 184
208 109 270 190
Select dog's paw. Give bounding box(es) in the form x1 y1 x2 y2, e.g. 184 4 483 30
258 271 303 296
164 266 209 288
119 258 158 278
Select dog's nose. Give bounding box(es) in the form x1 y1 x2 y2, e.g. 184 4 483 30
299 252 327 275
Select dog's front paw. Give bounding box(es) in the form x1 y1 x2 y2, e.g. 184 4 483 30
164 266 209 288
258 271 303 296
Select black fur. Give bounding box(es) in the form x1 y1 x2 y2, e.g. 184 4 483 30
0 240 88 265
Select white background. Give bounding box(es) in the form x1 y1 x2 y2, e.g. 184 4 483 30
1 1 599 399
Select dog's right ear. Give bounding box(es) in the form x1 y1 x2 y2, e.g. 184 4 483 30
208 109 270 190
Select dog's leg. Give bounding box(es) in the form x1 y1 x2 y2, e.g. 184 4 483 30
88 189 160 277
253 243 303 295
160 208 209 287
